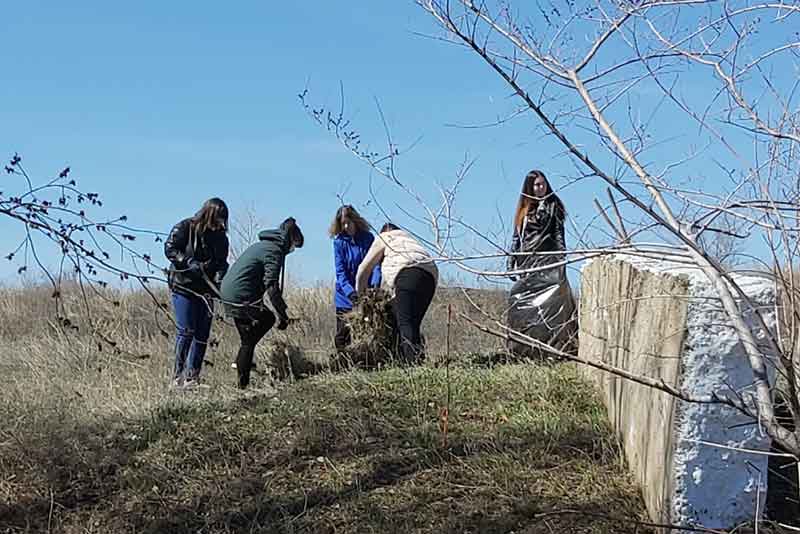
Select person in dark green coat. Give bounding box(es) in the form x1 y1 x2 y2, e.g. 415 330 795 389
220 217 304 389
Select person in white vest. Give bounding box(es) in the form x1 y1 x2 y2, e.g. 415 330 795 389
355 223 438 364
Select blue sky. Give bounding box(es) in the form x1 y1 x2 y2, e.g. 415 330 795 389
1 2 541 286
1 2 790 287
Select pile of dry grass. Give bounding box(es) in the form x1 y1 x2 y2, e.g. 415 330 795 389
262 289 398 381
335 288 397 370
264 339 325 381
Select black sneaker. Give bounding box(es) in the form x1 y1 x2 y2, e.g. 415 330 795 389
237 370 250 390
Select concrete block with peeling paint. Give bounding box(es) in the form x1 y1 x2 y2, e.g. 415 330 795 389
578 255 777 530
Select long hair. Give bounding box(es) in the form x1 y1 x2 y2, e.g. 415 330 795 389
512 170 564 233
192 197 229 234
328 204 371 238
281 217 304 248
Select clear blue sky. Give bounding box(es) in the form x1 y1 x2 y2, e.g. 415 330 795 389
0 2 786 287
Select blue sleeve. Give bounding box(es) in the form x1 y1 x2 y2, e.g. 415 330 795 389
363 232 381 287
369 264 382 287
334 239 355 297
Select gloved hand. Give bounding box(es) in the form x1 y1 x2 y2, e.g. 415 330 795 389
186 260 204 278
213 272 224 288
349 291 359 305
277 317 289 330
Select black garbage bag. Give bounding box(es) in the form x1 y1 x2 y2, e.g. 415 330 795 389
506 264 577 359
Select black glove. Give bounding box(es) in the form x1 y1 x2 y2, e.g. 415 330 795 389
349 291 359 305
212 272 224 288
277 317 289 330
187 260 204 276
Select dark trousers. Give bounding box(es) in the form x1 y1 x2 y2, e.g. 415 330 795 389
233 307 276 389
392 267 436 363
172 292 214 380
334 308 352 350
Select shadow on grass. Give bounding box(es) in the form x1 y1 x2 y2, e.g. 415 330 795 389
0 403 214 532
109 428 643 534
0 367 643 534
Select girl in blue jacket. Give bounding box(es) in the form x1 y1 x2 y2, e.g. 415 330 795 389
329 205 381 350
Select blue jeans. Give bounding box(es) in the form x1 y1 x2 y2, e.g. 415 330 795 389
172 292 214 380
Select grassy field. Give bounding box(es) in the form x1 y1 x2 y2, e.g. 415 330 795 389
1 283 650 533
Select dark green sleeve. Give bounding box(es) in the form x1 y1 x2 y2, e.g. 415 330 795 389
262 252 288 320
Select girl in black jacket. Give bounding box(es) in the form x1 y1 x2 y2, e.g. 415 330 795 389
164 198 230 387
506 170 575 358
507 170 566 277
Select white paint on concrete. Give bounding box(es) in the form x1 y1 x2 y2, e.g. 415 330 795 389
609 254 777 528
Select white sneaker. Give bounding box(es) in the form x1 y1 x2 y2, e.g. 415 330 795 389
184 377 209 389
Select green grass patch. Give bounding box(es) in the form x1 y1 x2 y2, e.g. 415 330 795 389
0 363 651 533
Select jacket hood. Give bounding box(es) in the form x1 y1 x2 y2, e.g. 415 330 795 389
257 228 285 245
257 229 291 254
257 218 302 254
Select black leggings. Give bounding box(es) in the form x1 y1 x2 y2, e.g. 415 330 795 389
233 307 276 388
392 267 436 363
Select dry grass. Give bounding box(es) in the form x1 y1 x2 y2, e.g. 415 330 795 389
265 340 326 381
335 287 396 370
0 282 657 533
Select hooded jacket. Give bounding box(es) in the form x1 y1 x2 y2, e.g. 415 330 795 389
333 230 381 310
220 220 298 321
